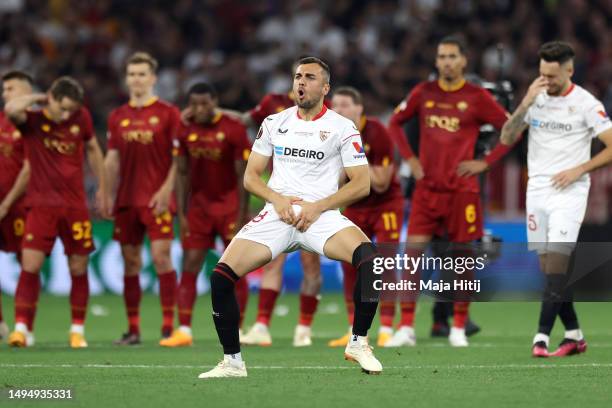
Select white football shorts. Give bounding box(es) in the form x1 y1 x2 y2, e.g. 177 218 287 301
234 203 357 259
526 181 589 255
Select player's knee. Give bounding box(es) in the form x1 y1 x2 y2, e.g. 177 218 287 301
183 252 205 273
68 257 88 276
351 242 379 269
151 250 172 272
210 262 240 294
123 255 142 275
300 252 320 273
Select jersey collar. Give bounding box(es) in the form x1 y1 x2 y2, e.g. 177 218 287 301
296 104 327 121
437 78 466 92
129 96 158 108
561 82 575 97
211 111 223 125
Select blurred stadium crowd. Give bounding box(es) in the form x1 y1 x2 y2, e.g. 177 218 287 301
0 0 611 221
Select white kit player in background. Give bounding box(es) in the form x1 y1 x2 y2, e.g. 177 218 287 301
501 41 612 357
199 57 384 378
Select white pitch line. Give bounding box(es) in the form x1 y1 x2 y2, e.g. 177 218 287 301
2 363 612 370
30 342 612 349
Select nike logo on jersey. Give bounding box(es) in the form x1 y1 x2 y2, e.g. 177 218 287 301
560 230 568 236
278 128 288 134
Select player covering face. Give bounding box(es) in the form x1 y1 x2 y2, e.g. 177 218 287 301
500 41 612 357
6 76 108 348
198 57 384 378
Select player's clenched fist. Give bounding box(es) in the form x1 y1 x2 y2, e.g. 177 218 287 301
291 200 324 232
271 194 300 224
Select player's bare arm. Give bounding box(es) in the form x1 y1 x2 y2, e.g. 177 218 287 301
86 137 111 219
174 154 189 238
293 164 370 232
4 93 47 124
501 76 548 145
369 163 394 193
0 159 30 221
234 158 250 228
149 160 177 216
456 160 489 177
103 149 120 213
552 129 612 189
243 151 300 224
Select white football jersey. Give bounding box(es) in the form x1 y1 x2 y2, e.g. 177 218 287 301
251 105 368 202
524 84 612 189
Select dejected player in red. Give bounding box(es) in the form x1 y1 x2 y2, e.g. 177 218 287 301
6 76 108 348
329 86 405 348
388 36 511 347
223 91 332 347
105 52 180 345
160 82 251 347
0 71 33 342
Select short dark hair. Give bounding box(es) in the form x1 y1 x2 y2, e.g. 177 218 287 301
126 51 158 73
295 56 331 83
187 82 218 99
539 41 575 64
49 76 84 105
333 86 363 105
438 35 467 54
2 70 33 85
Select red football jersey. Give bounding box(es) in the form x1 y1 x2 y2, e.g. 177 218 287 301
349 116 403 210
249 92 332 126
0 111 25 200
176 112 251 215
18 108 93 208
107 98 180 209
389 80 508 193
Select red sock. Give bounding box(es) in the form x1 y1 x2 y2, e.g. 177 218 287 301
298 294 319 326
124 275 141 334
14 270 41 331
177 271 198 327
453 301 470 328
342 262 356 325
234 277 249 328
70 274 89 325
399 302 416 327
255 288 279 326
379 301 395 327
158 270 177 332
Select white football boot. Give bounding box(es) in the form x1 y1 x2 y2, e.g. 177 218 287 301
344 335 383 375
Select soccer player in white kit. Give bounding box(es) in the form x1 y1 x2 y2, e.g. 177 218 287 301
501 41 612 357
198 57 383 378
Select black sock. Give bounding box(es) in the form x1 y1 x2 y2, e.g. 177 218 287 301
537 274 566 335
210 263 241 355
559 301 579 331
352 243 380 337
432 301 450 324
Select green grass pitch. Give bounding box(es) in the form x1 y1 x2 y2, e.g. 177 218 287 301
1 294 611 407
